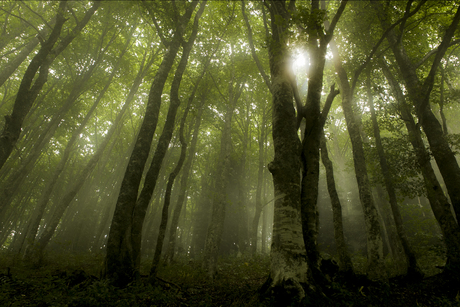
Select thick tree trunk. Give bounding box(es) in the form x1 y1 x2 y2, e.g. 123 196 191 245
320 133 354 274
259 2 317 304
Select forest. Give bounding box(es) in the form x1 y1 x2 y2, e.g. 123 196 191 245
1 0 460 306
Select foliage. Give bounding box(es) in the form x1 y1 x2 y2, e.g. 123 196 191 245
1 252 459 306
363 135 426 200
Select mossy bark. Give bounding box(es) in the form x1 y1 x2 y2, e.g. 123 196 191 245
261 2 315 303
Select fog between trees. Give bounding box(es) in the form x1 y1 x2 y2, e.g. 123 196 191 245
1 0 460 304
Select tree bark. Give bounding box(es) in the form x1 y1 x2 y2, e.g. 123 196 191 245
0 2 100 171
149 88 193 283
202 64 243 277
320 133 354 274
366 68 422 278
105 1 200 286
375 1 460 226
380 58 460 273
330 39 387 282
164 101 204 264
259 2 316 303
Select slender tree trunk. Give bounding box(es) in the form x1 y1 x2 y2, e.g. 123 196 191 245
164 100 205 264
372 186 404 270
236 98 251 253
0 2 67 171
380 58 460 273
0 30 111 204
23 44 151 259
149 93 193 283
22 33 133 258
366 68 422 278
105 2 200 286
132 5 204 276
190 159 212 258
0 35 42 88
375 2 460 226
320 133 354 274
330 39 387 282
0 2 100 171
251 105 266 254
202 75 242 277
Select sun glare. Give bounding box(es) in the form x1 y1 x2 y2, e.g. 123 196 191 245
292 50 308 75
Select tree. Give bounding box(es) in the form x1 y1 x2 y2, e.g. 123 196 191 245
320 133 354 274
379 57 460 274
260 1 315 303
296 1 346 283
105 1 200 286
366 67 422 278
202 43 245 277
374 1 460 229
0 1 100 171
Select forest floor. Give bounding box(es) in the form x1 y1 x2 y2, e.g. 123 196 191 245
0 251 459 306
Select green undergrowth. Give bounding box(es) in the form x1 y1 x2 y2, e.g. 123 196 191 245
0 250 459 306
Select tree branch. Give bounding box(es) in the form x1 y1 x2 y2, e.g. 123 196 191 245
415 39 460 68
241 0 272 92
349 0 427 95
320 83 340 128
142 1 169 47
418 4 460 115
325 0 348 43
